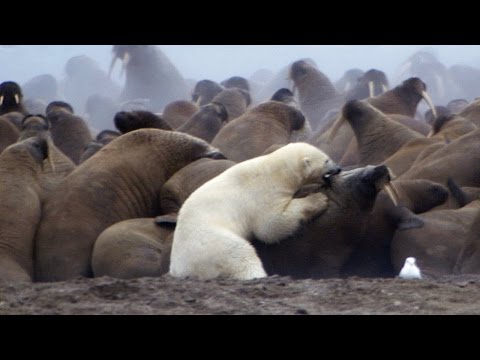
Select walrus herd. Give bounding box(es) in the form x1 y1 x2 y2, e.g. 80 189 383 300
0 45 480 283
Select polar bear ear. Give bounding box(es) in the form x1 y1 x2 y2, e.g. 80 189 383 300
303 157 311 167
303 157 312 174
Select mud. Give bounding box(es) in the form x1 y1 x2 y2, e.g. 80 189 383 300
1 274 480 315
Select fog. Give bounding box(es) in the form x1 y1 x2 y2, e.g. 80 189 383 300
1 45 480 86
2 44 480 124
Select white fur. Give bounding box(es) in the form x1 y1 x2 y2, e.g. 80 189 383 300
399 257 422 280
169 143 335 280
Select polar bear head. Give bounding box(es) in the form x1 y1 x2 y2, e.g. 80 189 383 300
269 142 341 187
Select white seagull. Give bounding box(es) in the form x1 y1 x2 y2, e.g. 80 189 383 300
399 257 422 280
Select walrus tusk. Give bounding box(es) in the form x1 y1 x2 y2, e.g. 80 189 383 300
387 167 397 180
195 96 202 107
427 129 434 138
380 167 400 206
0 96 3 106
383 182 400 206
422 91 437 118
381 84 389 93
108 54 118 78
120 52 131 78
14 94 19 104
46 137 56 173
327 112 344 142
344 81 352 92
48 154 56 173
368 81 375 98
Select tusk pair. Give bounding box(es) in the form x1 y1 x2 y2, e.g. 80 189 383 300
383 181 400 206
344 81 352 92
48 152 56 173
422 90 437 118
108 51 131 78
120 52 131 78
39 148 55 173
378 167 400 206
46 136 56 173
0 94 20 105
368 82 389 98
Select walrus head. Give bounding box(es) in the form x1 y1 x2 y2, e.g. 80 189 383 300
399 77 437 118
0 81 23 108
109 45 145 78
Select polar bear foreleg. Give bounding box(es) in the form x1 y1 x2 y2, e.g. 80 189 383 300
255 192 329 244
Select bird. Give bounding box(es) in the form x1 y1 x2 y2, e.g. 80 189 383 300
398 257 422 279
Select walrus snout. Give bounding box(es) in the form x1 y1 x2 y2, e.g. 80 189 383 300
364 165 400 206
366 165 390 183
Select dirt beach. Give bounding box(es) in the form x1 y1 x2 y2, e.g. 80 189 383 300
1 274 480 315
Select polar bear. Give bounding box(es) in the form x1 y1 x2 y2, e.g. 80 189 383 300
169 142 341 280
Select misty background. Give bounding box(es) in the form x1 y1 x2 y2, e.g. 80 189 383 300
2 44 480 132
2 45 480 87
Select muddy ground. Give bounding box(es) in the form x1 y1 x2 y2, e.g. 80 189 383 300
1 274 480 315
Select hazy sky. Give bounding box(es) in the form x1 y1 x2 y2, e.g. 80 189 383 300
1 45 480 86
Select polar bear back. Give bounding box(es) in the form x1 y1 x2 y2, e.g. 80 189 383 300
177 142 328 221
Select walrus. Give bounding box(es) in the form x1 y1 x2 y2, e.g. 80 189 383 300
191 80 224 107
211 100 306 162
289 60 345 132
0 81 28 115
34 129 226 282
